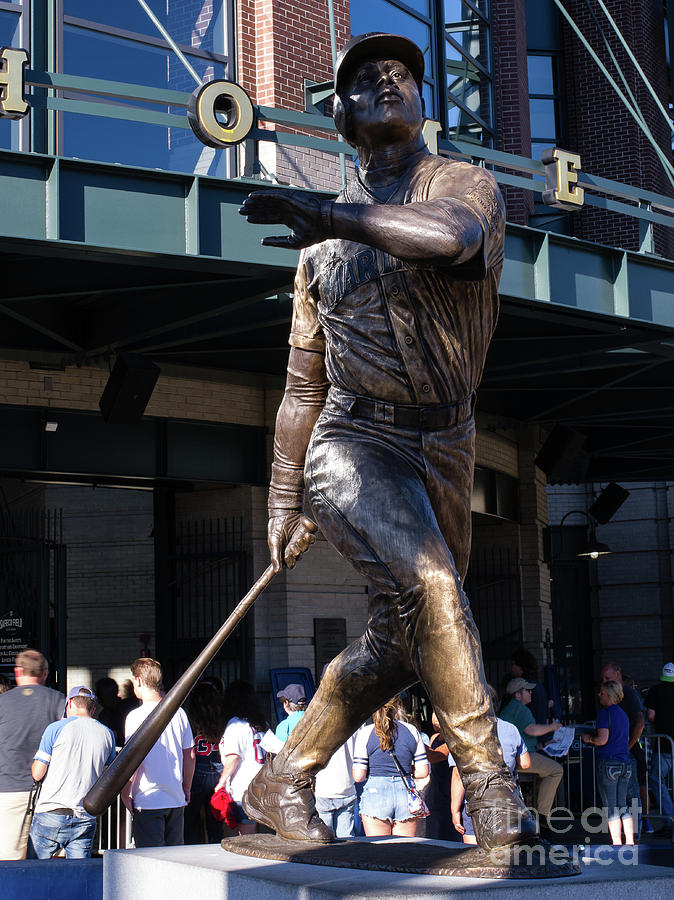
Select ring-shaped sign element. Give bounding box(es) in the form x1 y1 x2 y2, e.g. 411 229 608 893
187 80 255 148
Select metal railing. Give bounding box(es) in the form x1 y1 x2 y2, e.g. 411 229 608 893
20 67 674 245
557 730 674 841
93 754 134 852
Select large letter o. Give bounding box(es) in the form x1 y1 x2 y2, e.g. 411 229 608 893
188 80 254 148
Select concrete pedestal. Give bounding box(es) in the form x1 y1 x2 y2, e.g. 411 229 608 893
103 838 674 900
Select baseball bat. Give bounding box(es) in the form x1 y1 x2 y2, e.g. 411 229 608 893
83 517 316 816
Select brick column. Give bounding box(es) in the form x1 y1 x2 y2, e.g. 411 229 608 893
492 0 533 225
518 427 553 668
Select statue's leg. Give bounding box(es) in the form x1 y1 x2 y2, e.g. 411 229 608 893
243 590 416 841
301 411 535 849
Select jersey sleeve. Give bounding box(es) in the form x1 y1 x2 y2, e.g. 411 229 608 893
34 720 64 765
427 162 506 279
410 725 428 765
289 253 325 353
353 724 370 768
220 720 245 760
181 712 194 750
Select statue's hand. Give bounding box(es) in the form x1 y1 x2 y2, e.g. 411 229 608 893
268 513 318 573
239 190 329 249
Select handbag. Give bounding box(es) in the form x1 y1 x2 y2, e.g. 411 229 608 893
388 749 429 818
209 787 240 829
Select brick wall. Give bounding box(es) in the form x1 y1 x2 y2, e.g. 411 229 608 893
492 0 534 225
548 482 674 687
0 360 266 428
43 485 155 692
237 0 350 191
560 0 673 254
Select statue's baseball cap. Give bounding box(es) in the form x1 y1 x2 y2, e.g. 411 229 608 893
661 662 674 682
335 32 425 96
506 677 536 694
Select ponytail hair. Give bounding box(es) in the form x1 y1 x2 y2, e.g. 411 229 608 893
373 697 401 752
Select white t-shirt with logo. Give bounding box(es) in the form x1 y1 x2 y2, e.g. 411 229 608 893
219 716 265 801
125 702 194 810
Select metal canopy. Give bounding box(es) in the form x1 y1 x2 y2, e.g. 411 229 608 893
2 150 674 482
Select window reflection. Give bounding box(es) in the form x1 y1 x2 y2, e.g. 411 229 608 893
59 3 230 175
528 53 561 158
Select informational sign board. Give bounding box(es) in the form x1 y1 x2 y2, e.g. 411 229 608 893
314 617 347 679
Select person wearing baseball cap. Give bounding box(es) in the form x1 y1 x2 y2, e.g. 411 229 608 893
645 663 674 835
28 683 115 859
239 30 535 852
500 678 563 835
275 684 307 742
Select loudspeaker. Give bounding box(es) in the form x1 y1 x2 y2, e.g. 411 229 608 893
535 424 588 483
589 482 629 524
99 353 160 424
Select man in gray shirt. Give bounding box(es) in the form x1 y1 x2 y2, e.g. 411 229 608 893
0 649 65 859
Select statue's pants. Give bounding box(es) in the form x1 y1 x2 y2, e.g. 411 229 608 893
278 388 507 783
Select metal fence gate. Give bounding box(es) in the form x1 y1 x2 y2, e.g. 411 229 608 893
160 514 249 688
464 544 522 692
0 507 67 688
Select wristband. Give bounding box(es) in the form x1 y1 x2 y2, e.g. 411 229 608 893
269 462 304 513
320 199 334 236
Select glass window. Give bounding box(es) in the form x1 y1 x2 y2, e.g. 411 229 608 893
351 0 432 74
529 99 556 139
59 4 231 175
527 55 554 95
528 53 561 157
64 1 226 55
445 1 493 142
0 9 21 151
62 26 226 173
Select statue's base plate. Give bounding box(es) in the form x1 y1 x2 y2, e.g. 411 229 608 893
221 833 581 879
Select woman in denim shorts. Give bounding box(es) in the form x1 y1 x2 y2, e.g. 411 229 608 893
583 681 634 846
352 698 429 837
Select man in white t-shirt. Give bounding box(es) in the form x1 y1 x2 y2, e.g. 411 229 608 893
122 658 195 848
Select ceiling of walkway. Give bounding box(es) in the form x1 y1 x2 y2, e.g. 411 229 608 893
2 240 674 483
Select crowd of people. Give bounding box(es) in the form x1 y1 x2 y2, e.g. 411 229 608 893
0 646 672 859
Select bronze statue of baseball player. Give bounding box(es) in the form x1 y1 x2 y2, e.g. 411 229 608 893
239 32 537 851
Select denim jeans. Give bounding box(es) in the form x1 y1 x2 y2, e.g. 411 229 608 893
648 752 673 827
597 760 632 823
184 767 222 844
27 811 97 859
315 795 357 838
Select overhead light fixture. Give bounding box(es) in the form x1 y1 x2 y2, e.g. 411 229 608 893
45 421 58 432
576 537 612 560
558 509 612 559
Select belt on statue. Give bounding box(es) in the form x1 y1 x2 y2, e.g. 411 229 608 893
347 393 475 430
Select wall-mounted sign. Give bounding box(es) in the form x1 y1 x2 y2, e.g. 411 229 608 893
0 47 29 119
0 609 30 666
187 80 254 147
1 45 586 211
542 147 584 210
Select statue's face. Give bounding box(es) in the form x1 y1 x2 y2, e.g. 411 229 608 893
344 57 423 147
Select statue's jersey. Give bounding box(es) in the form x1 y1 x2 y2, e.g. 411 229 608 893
289 151 506 405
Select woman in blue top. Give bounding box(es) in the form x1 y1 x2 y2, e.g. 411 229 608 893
353 698 429 837
583 680 634 845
